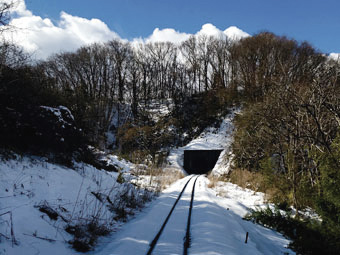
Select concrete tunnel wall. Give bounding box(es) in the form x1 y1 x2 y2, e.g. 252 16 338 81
183 150 223 174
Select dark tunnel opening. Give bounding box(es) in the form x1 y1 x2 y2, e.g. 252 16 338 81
183 150 223 174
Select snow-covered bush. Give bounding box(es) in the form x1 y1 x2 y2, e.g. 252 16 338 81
63 180 156 252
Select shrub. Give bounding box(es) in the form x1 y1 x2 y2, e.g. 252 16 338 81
0 66 87 164
66 220 111 252
228 168 268 193
65 181 157 252
244 206 340 255
117 172 125 184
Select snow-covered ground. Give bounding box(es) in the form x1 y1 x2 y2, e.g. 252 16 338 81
0 155 155 255
94 175 295 255
1 108 296 255
90 108 294 254
167 109 237 175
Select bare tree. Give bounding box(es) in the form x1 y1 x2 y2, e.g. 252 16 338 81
180 36 200 93
0 0 14 33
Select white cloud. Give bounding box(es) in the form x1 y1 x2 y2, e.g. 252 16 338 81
1 0 250 59
196 23 225 38
2 0 119 59
59 12 119 44
195 23 250 41
223 26 250 40
145 28 191 44
138 23 249 46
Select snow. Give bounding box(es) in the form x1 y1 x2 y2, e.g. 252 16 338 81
89 107 294 254
40 105 75 123
0 155 153 255
144 99 174 122
190 177 293 255
105 104 132 148
94 176 192 255
100 153 134 173
167 109 237 175
94 175 294 255
211 181 267 217
329 52 340 61
1 107 295 255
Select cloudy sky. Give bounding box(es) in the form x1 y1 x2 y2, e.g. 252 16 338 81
2 0 340 59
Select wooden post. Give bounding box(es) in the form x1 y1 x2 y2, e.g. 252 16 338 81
245 232 249 244
10 212 17 247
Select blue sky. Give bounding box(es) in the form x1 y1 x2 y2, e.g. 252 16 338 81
24 0 340 54
5 0 339 59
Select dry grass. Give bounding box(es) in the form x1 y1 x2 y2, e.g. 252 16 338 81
64 182 156 252
207 174 227 189
207 169 281 202
228 168 265 191
132 166 185 191
155 167 185 190
227 168 282 202
206 169 263 192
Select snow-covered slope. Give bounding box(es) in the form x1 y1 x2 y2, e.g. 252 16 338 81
0 155 154 255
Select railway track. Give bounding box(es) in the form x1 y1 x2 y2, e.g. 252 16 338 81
146 175 200 255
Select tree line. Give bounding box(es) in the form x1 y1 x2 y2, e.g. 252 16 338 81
39 36 236 147
231 33 340 254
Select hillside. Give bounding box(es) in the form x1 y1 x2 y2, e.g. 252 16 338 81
0 110 296 255
0 155 157 254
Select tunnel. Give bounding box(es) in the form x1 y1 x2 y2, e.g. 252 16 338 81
183 150 223 174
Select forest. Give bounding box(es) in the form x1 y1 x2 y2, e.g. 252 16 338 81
1 2 340 253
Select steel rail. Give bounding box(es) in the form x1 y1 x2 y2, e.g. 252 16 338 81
146 175 194 255
183 175 199 255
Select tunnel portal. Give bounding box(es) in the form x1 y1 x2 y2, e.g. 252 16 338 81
183 150 223 174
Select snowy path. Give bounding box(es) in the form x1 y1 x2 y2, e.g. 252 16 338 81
149 176 197 255
95 176 294 255
189 178 292 255
95 175 195 255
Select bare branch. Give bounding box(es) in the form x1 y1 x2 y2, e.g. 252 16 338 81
0 1 14 34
